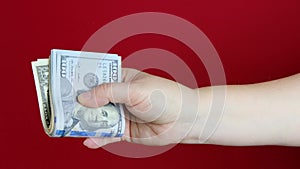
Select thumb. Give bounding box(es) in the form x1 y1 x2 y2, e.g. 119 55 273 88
78 82 131 108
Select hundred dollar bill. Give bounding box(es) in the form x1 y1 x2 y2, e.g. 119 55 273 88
31 59 52 133
32 49 125 137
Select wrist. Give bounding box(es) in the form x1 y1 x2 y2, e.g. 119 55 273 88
180 86 214 143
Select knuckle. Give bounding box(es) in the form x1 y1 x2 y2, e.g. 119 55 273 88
100 83 114 100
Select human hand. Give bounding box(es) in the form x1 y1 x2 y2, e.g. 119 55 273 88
78 68 200 149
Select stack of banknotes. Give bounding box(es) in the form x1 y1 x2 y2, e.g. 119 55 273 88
31 49 125 137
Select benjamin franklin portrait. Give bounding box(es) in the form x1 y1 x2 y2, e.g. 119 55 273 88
60 78 120 135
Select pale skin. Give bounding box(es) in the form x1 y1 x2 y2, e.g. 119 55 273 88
78 68 300 149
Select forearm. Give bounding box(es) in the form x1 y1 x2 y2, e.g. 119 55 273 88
184 74 300 146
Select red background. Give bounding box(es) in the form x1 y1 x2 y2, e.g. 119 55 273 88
1 0 300 168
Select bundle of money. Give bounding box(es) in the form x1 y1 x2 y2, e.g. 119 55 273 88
31 49 125 137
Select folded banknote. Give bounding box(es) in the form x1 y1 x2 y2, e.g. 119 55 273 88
31 49 125 137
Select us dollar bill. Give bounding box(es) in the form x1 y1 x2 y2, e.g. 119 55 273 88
31 59 53 134
32 49 125 137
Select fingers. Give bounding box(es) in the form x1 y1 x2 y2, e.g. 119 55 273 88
78 68 143 108
121 68 141 82
78 82 131 107
83 137 121 149
83 116 131 149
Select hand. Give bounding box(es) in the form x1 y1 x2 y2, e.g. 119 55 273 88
78 70 300 147
78 68 199 148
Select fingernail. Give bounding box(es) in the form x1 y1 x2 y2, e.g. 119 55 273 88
78 92 91 102
83 139 99 149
